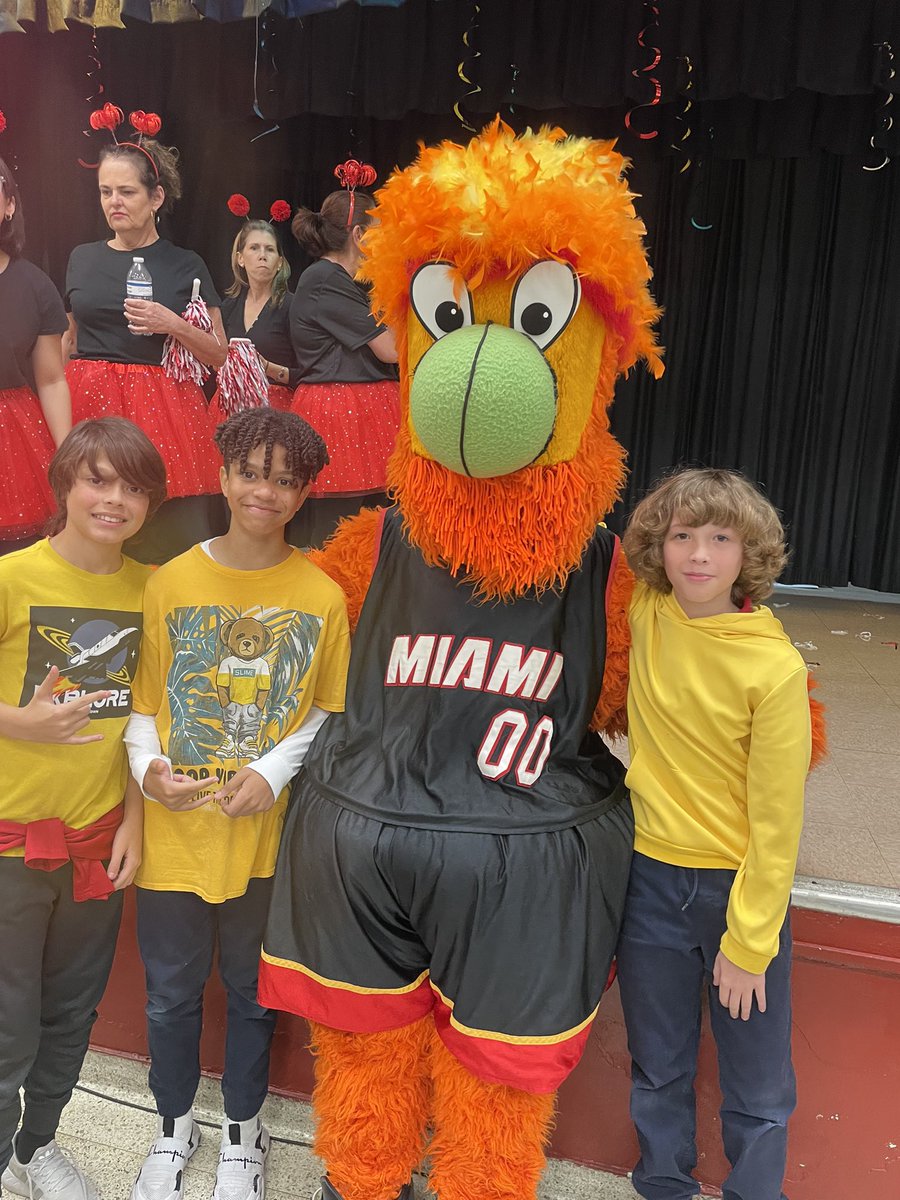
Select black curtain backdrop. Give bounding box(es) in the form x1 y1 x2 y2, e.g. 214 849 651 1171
2 0 898 587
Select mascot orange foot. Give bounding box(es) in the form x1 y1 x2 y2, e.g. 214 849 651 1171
258 120 664 1200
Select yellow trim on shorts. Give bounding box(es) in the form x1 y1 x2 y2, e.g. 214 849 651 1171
260 950 430 997
430 982 599 1045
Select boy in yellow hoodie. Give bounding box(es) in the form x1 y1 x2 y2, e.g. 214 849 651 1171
619 467 816 1200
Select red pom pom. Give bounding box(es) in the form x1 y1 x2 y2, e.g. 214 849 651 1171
227 193 251 218
269 199 291 223
89 103 124 133
0 111 6 135
334 159 377 191
130 110 162 137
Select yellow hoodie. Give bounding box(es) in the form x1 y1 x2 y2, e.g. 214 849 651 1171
626 582 811 974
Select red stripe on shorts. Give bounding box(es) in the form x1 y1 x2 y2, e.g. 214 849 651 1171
431 991 595 1094
257 956 435 1033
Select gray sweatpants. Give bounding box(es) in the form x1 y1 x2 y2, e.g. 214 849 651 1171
0 857 123 1175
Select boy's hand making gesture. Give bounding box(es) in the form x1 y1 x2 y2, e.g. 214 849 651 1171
1 666 109 745
713 950 767 1021
142 758 215 811
214 767 276 819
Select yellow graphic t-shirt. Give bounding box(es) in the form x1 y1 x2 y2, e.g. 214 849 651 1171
132 544 350 902
0 540 151 842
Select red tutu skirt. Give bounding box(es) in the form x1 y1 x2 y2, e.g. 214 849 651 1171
0 387 56 540
66 360 220 498
208 382 294 428
291 380 400 498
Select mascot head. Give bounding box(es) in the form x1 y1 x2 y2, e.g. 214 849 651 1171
364 119 663 598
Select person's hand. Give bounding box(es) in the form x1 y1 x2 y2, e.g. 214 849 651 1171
107 818 142 890
7 666 108 745
713 950 767 1020
142 758 215 812
215 766 276 819
123 298 177 337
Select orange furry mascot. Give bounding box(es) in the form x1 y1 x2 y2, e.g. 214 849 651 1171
258 121 664 1200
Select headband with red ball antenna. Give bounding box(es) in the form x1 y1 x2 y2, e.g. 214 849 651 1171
333 159 377 228
79 105 162 178
226 194 293 226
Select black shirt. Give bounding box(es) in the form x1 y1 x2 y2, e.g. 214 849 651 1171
221 289 301 388
0 258 67 391
66 239 220 367
306 508 625 834
289 259 398 384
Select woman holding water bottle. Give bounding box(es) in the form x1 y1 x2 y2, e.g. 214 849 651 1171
65 136 227 562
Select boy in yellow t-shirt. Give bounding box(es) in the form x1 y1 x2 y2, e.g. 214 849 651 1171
0 418 166 1200
124 408 349 1200
618 468 818 1200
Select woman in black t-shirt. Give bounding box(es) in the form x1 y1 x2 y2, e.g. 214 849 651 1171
288 188 400 546
210 219 299 423
0 156 71 553
65 137 227 562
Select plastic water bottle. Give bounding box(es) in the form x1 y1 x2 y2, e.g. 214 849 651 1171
126 257 153 336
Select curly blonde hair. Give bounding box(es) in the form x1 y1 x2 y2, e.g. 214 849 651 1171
623 468 788 604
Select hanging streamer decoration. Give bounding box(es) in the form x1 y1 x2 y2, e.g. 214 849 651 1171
671 55 693 172
863 41 894 172
82 29 106 139
625 1 662 140
454 3 482 134
251 11 281 143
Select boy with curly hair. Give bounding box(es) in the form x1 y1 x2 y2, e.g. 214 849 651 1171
124 408 349 1200
618 467 818 1200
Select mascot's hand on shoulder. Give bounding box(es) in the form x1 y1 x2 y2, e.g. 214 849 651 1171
313 118 664 737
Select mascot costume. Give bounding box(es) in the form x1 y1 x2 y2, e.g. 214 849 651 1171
258 120 664 1200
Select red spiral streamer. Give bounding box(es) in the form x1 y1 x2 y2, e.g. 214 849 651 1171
334 160 377 191
269 199 292 223
0 111 6 135
625 1 662 141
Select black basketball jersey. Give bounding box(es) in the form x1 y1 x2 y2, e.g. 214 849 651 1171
305 507 627 834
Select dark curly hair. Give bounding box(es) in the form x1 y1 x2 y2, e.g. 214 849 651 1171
623 467 788 604
214 408 328 486
0 155 25 258
98 139 182 216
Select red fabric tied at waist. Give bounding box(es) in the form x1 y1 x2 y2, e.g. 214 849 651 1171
0 804 124 901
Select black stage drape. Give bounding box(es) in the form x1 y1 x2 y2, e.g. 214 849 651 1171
2 0 898 587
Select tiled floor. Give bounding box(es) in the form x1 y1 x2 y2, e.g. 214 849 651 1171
55 1052 636 1200
767 588 900 889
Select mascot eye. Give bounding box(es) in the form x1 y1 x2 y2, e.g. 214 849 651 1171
510 260 581 351
410 261 474 340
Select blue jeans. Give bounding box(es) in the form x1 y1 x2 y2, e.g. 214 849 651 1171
616 853 795 1200
136 879 276 1121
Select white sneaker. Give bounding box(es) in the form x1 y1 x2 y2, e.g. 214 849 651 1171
130 1122 201 1200
212 1119 270 1200
1 1140 100 1200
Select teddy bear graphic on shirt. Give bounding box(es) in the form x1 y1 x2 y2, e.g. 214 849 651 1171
215 617 275 759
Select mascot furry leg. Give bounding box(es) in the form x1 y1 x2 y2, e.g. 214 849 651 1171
428 1036 555 1200
311 1021 431 1200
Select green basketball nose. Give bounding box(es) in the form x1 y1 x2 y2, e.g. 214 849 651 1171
409 324 558 478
